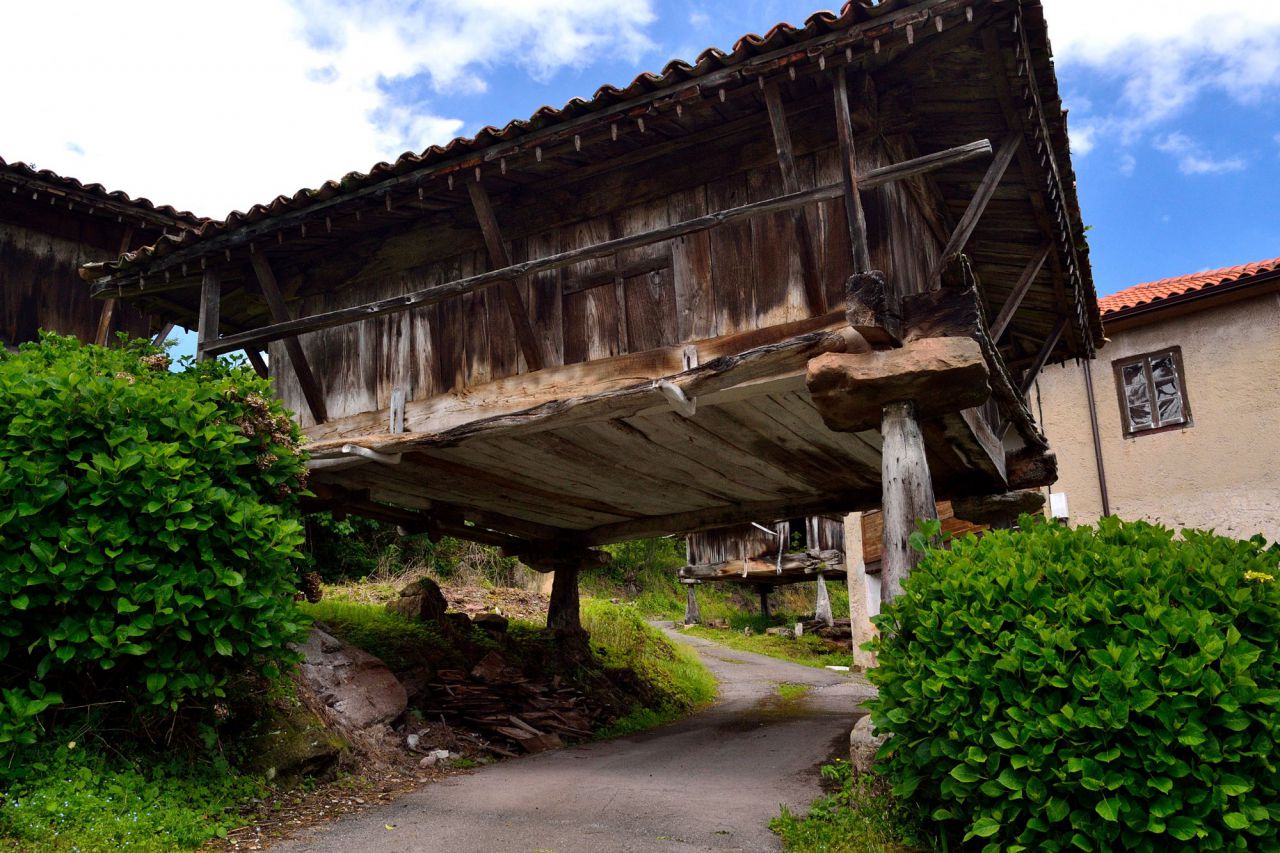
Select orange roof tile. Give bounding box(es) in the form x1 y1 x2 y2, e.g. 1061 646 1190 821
1100 257 1280 316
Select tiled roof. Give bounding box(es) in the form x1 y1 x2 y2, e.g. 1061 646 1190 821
80 0 948 272
0 156 206 228
1100 257 1280 316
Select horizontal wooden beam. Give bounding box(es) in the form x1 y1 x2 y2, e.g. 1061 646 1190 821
194 140 993 356
680 550 845 584
307 322 867 458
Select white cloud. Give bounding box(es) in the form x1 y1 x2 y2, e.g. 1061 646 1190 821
0 0 655 218
1043 1 1280 151
1153 132 1246 175
1117 153 1136 177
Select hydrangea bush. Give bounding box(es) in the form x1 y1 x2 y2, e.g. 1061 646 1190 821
0 334 310 744
868 516 1280 851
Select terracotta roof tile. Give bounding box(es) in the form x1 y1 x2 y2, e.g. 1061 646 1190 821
0 156 206 228
1099 257 1280 316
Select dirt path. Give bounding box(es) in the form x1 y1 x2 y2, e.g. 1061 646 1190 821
275 625 875 853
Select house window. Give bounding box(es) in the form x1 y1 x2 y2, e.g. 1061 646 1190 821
1113 347 1191 436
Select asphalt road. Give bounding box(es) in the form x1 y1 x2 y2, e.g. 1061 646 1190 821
276 624 875 853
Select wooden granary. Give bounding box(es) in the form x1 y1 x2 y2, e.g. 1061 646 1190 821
1 157 201 349
83 0 1101 631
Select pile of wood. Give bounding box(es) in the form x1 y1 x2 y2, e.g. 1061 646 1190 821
422 652 597 755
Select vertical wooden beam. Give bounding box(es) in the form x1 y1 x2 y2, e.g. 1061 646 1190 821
930 133 1021 284
93 226 135 346
814 573 833 627
758 584 772 620
683 582 702 626
832 72 873 272
1019 316 1067 396
762 81 828 315
195 269 221 363
843 512 877 669
547 564 582 633
466 181 545 371
250 254 329 423
991 243 1051 341
880 401 939 604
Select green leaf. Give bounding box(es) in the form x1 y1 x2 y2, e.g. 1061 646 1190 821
1222 812 1250 830
1095 798 1121 822
964 816 1002 840
213 637 233 656
950 764 982 783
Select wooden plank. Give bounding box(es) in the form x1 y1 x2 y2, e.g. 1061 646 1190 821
929 133 1021 284
466 180 545 371
706 171 755 334
667 185 715 341
763 81 827 315
199 140 994 356
880 401 938 603
93 226 136 346
151 321 175 346
990 243 1051 340
249 253 329 423
832 72 872 271
1019 315 1067 395
195 269 220 363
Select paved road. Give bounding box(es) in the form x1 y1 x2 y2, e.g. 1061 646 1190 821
277 625 875 853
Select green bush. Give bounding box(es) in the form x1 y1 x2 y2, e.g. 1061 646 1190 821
0 334 310 744
867 517 1280 851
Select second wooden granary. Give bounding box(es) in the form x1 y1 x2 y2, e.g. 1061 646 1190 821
83 0 1100 632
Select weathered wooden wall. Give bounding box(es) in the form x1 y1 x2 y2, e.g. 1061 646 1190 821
0 211 151 346
686 514 845 567
271 93 943 429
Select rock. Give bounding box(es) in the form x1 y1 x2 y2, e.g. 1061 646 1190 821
388 577 449 623
405 733 420 751
397 665 436 704
294 627 408 730
764 626 794 638
239 689 346 787
849 714 888 776
807 337 990 432
470 651 508 683
473 613 509 634
419 753 438 768
442 612 474 634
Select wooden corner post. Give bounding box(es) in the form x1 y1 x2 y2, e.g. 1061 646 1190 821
196 269 221 363
516 545 611 637
683 581 702 626
879 401 938 601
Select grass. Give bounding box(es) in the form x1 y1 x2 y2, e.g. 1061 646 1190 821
297 598 465 671
775 682 812 701
770 760 928 852
583 599 717 737
0 737 261 851
682 624 853 669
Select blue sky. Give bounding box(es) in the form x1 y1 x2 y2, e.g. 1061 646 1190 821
4 0 1278 316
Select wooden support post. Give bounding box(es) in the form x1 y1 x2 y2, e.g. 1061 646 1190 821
93 226 134 347
1019 316 1067 396
547 564 582 634
814 573 833 627
758 585 772 620
929 133 1021 285
466 181 545 371
195 269 221 363
245 348 269 379
763 81 827 315
880 401 939 604
249 253 329 423
991 244 1051 341
683 582 702 626
832 71 872 271
843 512 877 669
